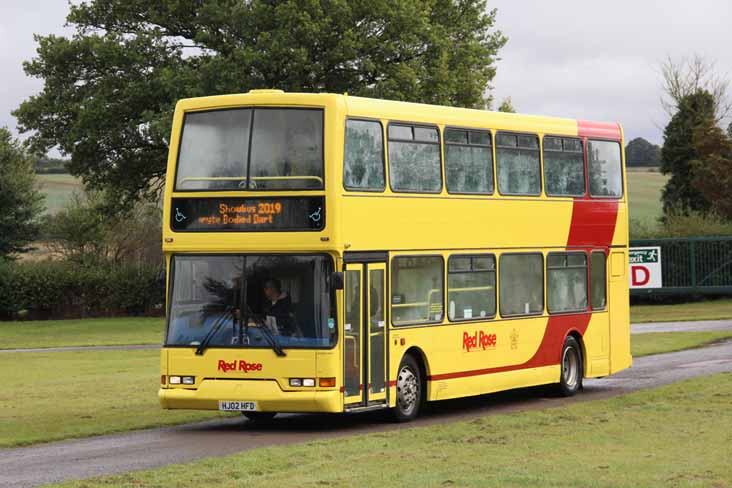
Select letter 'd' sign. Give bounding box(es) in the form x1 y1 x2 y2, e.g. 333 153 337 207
628 247 662 289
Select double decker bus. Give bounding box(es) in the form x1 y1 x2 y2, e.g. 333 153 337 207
159 90 630 422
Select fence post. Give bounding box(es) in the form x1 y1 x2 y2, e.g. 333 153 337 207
689 240 697 291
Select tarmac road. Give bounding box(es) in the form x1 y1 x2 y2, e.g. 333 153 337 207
1 340 731 488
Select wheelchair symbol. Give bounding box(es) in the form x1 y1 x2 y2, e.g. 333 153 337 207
308 207 322 223
175 208 187 223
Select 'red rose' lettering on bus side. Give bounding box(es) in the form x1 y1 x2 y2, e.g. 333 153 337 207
217 360 263 372
462 331 497 352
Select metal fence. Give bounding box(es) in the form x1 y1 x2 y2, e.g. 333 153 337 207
630 237 732 296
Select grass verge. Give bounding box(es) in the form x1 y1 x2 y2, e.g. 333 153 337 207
0 317 164 350
631 331 732 357
52 372 732 488
630 298 732 323
0 350 229 447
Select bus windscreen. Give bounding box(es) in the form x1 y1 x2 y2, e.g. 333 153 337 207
174 108 324 191
166 254 337 349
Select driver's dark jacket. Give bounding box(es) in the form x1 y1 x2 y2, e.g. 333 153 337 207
263 295 295 334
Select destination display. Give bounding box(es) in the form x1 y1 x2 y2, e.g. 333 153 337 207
171 197 325 232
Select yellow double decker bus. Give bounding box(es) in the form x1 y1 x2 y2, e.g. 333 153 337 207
159 90 630 422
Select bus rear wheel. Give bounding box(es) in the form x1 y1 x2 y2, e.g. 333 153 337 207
392 354 423 422
243 411 277 424
556 336 583 396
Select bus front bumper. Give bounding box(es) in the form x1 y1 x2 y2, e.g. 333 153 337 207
159 379 342 413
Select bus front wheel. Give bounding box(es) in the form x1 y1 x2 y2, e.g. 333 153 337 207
556 336 583 396
392 354 423 422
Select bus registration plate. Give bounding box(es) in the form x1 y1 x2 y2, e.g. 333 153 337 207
219 401 257 412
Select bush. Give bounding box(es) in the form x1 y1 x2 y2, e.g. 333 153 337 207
630 212 732 239
0 260 164 320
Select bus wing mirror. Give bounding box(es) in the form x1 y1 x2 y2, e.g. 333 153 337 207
331 272 344 290
156 268 167 288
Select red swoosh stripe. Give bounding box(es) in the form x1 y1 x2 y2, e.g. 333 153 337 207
426 124 620 383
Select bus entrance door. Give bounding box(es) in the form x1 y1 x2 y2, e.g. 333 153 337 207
343 262 388 408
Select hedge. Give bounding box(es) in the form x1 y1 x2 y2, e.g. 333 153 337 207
0 260 164 320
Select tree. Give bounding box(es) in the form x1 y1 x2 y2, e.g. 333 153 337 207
45 191 162 266
0 128 44 258
660 55 731 122
660 90 716 216
690 118 732 220
625 137 661 166
497 97 515 113
15 0 508 206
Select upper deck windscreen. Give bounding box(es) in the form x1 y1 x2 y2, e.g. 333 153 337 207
175 108 324 191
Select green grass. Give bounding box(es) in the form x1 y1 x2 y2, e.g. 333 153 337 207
0 317 164 350
0 350 229 447
626 169 667 230
37 173 83 214
53 372 732 488
631 298 732 323
632 331 732 357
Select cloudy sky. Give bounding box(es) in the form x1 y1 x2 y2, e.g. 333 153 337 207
1 0 731 148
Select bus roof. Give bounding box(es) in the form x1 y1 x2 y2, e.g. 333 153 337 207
174 90 622 140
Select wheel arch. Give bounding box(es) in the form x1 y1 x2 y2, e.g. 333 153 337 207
402 346 430 400
565 329 587 378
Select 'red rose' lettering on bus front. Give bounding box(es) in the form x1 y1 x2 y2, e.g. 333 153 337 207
217 359 263 372
462 331 497 352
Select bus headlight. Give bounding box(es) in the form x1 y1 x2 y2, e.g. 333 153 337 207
182 376 195 385
169 376 182 384
302 378 315 387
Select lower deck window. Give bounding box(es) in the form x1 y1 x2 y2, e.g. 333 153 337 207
499 253 543 316
448 255 496 320
547 253 588 313
391 256 444 325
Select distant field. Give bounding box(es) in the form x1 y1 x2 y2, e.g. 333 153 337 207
626 168 667 230
37 173 83 214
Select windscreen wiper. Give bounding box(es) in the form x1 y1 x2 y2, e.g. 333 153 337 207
195 307 233 355
257 320 287 357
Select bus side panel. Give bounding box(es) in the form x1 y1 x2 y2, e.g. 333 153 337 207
582 311 610 378
609 251 632 373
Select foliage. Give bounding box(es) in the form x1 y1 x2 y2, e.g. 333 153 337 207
690 118 732 221
660 55 731 122
44 190 162 266
0 128 45 258
0 260 163 320
625 137 661 166
660 90 715 216
629 212 732 239
15 0 508 205
497 96 515 113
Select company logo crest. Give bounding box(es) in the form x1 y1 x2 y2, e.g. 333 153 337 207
462 330 497 352
217 359 263 373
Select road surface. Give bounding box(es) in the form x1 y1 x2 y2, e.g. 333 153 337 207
1 340 731 488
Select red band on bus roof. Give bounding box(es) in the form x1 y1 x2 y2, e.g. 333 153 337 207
577 120 621 140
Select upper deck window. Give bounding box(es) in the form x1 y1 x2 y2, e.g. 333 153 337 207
588 140 623 198
388 123 442 193
175 108 324 191
496 132 541 196
543 136 585 197
445 128 494 194
343 119 385 191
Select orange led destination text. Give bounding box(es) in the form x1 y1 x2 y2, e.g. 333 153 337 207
197 201 283 226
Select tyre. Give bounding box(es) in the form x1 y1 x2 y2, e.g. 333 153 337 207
242 411 277 424
556 336 583 397
392 354 423 422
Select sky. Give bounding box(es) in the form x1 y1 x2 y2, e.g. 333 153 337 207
1 0 731 149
